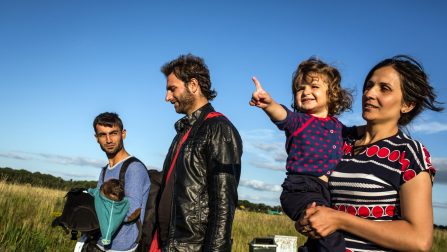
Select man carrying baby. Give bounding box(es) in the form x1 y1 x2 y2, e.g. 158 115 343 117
87 112 150 252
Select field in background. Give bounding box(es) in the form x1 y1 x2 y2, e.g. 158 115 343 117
1 181 446 251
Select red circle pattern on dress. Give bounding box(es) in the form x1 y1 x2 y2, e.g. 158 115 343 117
335 205 396 219
403 169 416 182
377 147 390 158
366 145 379 157
372 206 384 218
388 150 400 162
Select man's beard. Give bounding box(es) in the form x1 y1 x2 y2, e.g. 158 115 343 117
101 140 124 157
175 89 195 114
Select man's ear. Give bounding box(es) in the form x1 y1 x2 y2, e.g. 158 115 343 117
122 129 127 139
401 102 415 114
187 78 200 94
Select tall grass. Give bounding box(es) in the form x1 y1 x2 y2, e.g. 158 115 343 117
232 210 306 251
1 180 446 251
0 181 77 251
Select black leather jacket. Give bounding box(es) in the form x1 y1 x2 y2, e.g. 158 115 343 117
160 103 242 252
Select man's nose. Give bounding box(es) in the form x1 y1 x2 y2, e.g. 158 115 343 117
165 91 172 102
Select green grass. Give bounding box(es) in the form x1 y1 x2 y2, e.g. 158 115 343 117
1 180 446 251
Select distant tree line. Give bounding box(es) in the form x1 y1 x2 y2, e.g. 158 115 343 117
237 199 282 214
0 167 282 212
0 167 97 190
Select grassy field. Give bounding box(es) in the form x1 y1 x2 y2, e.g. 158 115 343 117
1 180 446 251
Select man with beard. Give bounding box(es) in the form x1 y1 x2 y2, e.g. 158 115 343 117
89 112 150 251
155 54 243 251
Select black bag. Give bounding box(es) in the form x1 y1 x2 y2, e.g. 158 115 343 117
137 169 162 252
52 188 100 240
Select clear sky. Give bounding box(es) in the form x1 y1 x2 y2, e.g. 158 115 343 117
1 1 446 225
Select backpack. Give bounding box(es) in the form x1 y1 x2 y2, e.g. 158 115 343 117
52 187 100 240
52 156 162 249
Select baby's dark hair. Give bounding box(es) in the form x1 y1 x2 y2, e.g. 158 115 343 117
101 179 124 202
291 57 353 116
363 55 444 126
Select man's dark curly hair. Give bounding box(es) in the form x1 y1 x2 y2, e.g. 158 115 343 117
161 54 217 100
93 112 123 133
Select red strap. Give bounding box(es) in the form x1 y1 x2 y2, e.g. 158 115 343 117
165 127 192 183
149 230 160 252
205 111 224 119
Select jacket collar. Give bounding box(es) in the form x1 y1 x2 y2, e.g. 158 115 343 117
174 103 214 133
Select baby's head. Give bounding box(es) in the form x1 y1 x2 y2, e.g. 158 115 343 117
101 179 124 202
291 57 352 116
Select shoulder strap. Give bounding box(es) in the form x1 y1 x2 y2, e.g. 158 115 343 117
101 156 142 187
101 166 107 184
118 156 141 188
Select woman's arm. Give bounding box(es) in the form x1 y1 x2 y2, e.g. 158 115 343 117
300 172 433 251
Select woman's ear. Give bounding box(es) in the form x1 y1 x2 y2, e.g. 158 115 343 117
401 102 415 114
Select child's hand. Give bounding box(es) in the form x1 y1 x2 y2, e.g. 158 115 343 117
249 76 272 109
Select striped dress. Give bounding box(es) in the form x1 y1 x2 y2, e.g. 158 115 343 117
329 130 435 251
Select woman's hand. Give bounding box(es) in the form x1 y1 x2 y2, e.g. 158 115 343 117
295 202 319 237
296 202 342 239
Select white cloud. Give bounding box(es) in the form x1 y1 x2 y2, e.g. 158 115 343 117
241 129 286 172
240 179 282 192
411 122 447 134
433 158 447 184
0 152 32 160
0 151 104 168
433 201 447 209
249 160 283 171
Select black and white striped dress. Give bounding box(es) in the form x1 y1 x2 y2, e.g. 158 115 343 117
329 130 435 252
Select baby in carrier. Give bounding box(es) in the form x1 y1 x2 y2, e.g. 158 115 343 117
89 179 141 245
100 179 141 221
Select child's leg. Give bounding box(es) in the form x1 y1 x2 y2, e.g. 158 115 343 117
315 232 345 252
288 176 345 252
280 174 317 221
280 174 331 220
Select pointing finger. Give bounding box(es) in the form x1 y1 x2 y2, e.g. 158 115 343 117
252 76 264 92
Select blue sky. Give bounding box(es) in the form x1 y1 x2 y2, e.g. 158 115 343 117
1 1 446 225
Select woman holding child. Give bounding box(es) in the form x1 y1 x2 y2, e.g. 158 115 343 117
297 55 444 251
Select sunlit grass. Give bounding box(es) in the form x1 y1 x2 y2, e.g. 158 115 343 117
1 180 446 252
